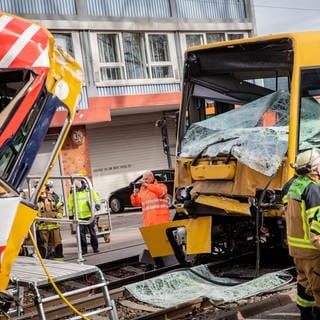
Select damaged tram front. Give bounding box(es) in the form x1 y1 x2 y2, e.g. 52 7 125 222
141 31 320 263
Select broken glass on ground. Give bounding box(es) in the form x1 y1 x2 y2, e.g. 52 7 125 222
125 265 293 308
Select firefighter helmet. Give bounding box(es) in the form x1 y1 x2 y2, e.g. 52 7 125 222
293 148 320 174
45 180 54 189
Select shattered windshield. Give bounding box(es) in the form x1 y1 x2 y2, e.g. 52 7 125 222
180 91 320 176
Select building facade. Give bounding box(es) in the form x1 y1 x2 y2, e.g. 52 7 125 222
0 0 256 199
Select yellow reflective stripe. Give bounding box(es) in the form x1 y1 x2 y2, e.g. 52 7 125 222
37 223 60 230
297 295 316 308
307 205 320 213
307 206 320 222
311 220 320 234
287 235 317 249
76 195 88 201
306 211 315 223
282 195 288 204
78 210 90 214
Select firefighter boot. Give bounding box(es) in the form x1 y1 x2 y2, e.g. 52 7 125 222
313 306 320 320
53 243 64 261
298 306 314 320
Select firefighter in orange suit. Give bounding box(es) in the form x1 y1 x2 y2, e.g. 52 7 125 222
36 185 64 260
285 148 320 320
130 170 170 227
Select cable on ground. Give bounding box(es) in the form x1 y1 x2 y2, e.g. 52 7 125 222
28 230 90 320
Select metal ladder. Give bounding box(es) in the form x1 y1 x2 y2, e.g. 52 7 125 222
9 256 118 319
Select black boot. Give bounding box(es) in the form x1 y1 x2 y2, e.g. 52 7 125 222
299 306 314 320
313 306 320 320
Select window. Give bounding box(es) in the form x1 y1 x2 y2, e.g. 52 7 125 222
227 33 245 41
123 32 148 79
52 32 84 71
0 69 39 179
98 33 124 81
93 32 176 83
181 32 248 54
299 68 320 151
186 34 205 47
148 34 173 78
206 33 225 43
53 33 74 57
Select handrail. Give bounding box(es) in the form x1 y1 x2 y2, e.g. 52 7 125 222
27 175 104 263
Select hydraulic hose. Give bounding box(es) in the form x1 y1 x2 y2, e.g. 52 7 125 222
254 174 276 278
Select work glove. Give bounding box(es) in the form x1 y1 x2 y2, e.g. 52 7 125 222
95 203 101 211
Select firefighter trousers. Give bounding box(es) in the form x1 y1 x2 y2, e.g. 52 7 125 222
37 228 64 260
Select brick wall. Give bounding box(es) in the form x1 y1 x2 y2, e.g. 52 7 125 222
60 125 92 179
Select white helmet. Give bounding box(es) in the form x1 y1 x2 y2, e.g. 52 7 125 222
45 180 54 189
293 148 320 174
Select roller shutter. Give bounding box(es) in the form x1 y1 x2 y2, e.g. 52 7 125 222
87 112 175 200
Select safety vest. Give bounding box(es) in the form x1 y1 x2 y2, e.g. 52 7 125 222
37 192 63 231
68 189 100 220
281 176 297 205
130 181 170 227
286 176 318 257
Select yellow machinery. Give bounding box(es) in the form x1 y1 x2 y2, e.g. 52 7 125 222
141 31 320 265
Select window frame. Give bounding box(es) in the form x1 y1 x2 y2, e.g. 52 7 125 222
298 67 320 152
226 32 248 41
91 31 178 86
180 31 248 56
51 31 84 70
184 33 205 48
145 32 175 80
98 33 126 81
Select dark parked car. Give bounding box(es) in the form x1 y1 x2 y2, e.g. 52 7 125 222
108 169 175 213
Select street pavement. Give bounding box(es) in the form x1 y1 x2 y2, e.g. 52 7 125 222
61 208 146 265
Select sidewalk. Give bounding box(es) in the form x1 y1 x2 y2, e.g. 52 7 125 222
60 220 146 265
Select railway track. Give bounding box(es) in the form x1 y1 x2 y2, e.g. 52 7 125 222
2 250 296 319
8 282 296 320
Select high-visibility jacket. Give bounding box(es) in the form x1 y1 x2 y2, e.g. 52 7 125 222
37 192 63 231
68 188 100 220
130 180 170 227
285 176 320 259
281 176 297 205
